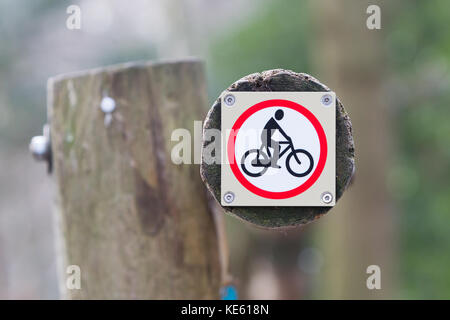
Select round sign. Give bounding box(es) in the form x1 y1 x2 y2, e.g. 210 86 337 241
227 99 327 199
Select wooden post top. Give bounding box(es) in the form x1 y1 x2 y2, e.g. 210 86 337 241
200 69 355 229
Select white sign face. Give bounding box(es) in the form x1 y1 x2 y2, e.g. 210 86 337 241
221 92 335 207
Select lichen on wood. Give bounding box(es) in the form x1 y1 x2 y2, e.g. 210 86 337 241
200 69 355 229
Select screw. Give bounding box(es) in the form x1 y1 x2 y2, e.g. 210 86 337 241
29 124 52 173
224 94 235 107
223 191 235 204
30 136 50 161
321 94 333 107
100 96 116 113
321 192 333 204
100 96 116 126
30 124 51 161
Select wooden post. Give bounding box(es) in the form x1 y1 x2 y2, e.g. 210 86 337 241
200 69 355 229
48 59 221 299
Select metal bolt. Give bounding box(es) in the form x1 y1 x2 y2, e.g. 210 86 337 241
223 191 235 204
100 96 116 113
321 94 333 107
30 136 50 161
224 94 235 107
321 192 333 204
100 96 116 126
29 124 52 172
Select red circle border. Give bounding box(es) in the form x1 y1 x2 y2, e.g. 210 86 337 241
227 99 328 199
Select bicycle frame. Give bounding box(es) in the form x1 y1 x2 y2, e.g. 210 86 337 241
277 141 293 158
259 140 301 164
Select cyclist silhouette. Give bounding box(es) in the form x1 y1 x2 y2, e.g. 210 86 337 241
261 109 291 168
242 108 314 178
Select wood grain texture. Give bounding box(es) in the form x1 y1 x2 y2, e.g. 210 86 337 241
49 59 220 299
200 69 355 229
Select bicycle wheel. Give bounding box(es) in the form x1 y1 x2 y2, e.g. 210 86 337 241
241 149 269 177
286 149 314 177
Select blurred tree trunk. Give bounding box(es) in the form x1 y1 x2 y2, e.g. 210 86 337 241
311 0 396 299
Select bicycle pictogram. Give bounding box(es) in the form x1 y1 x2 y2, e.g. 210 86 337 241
240 109 314 178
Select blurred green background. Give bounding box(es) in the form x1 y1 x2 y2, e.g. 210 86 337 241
0 0 449 299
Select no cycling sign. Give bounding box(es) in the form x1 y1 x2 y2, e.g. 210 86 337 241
221 92 335 207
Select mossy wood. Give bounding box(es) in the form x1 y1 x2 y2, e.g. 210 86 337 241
49 60 220 299
200 70 355 228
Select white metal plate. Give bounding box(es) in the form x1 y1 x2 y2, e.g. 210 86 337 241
220 91 335 207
